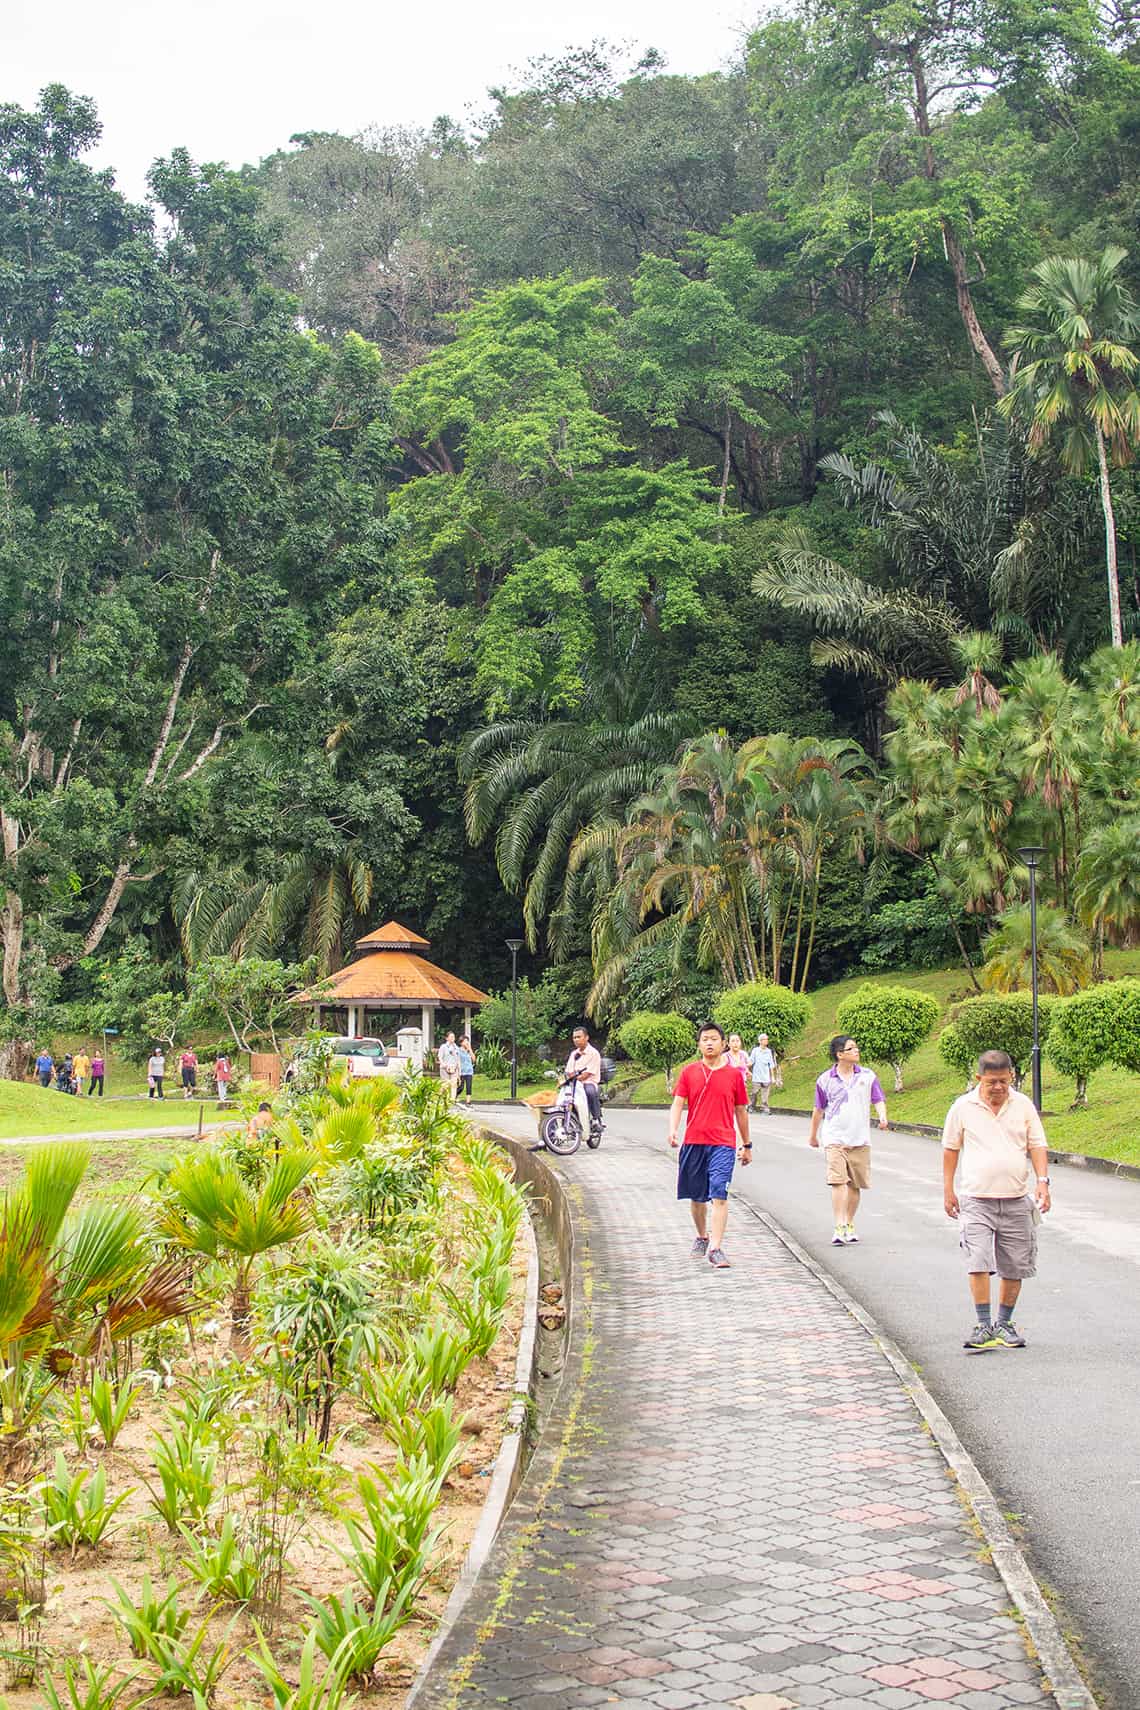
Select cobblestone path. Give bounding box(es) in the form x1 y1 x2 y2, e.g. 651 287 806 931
418 1131 1052 1710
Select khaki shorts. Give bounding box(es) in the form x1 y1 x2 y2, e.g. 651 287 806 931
959 1195 1037 1279
826 1144 871 1190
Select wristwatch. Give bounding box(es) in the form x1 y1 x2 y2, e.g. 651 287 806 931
1037 1176 1050 1185
741 1141 753 1148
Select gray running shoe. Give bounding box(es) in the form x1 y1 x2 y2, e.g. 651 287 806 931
707 1247 731 1269
992 1321 1027 1348
963 1322 1002 1353
690 1236 709 1258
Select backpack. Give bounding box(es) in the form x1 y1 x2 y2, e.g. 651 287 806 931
599 1056 616 1084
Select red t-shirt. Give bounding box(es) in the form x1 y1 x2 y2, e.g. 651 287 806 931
675 1060 747 1146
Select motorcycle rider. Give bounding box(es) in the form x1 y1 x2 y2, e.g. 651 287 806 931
565 1025 603 1135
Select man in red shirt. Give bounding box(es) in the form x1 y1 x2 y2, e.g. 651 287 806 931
668 1022 751 1269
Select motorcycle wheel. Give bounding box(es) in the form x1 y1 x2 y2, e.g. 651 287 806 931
541 1111 582 1155
586 1125 603 1149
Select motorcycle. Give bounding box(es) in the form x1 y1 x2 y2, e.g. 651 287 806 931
540 1068 604 1156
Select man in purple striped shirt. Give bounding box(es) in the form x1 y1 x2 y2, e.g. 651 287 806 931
808 1035 888 1247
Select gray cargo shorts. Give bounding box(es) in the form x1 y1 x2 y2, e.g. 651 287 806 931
959 1194 1038 1279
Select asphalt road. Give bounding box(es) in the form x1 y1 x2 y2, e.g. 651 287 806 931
480 1101 1140 1710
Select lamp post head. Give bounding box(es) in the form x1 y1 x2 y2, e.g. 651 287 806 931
505 938 524 955
1016 846 1046 869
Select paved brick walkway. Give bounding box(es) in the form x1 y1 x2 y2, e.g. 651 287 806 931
418 1132 1052 1710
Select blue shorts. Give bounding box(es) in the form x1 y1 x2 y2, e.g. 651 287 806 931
677 1142 736 1203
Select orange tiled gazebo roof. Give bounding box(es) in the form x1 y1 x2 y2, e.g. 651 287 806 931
298 921 489 1009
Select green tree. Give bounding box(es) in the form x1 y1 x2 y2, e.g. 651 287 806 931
834 984 940 1091
1074 816 1140 975
616 1012 696 1091
711 984 812 1081
947 991 1055 1083
981 906 1093 995
186 957 316 1053
1001 247 1140 647
159 1149 315 1352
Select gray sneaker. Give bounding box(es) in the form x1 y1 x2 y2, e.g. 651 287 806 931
993 1320 1027 1349
963 1322 1002 1353
707 1247 731 1269
690 1236 709 1258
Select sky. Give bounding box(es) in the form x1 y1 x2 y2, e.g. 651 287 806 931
7 0 751 201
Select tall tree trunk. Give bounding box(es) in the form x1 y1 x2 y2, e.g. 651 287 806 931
718 403 732 523
907 47 1006 399
2 808 25 1009
1095 423 1125 648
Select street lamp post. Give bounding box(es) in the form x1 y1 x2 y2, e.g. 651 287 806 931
1017 847 1046 1112
505 938 524 1101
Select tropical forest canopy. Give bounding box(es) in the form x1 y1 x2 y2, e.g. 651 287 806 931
3 4 1140 1052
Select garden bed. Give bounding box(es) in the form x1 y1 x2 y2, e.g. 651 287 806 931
1 1077 532 1709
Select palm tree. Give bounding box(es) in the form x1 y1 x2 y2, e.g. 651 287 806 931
1001 247 1140 649
159 1150 315 1352
1074 817 1140 976
461 645 689 954
1 1144 193 1475
753 413 1097 691
173 849 376 977
981 905 1093 995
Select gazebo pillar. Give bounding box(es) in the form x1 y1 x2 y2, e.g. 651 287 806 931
346 1005 358 1040
463 1005 471 1040
421 1004 434 1049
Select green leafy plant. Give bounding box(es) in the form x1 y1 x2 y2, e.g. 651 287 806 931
443 1267 512 1361
105 1575 190 1660
145 1419 219 1533
180 1515 261 1605
946 992 1056 1084
158 1149 315 1352
38 1657 149 1710
257 1237 381 1444
43 1452 133 1558
302 1581 416 1684
834 984 940 1092
712 984 813 1071
615 1012 696 1091
336 1453 446 1608
379 1395 464 1483
87 1372 142 1449
1046 978 1140 1106
142 1616 234 1701
247 1626 351 1710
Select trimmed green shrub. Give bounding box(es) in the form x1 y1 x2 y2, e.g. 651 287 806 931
711 984 812 1069
835 984 940 1092
937 1022 972 1083
1046 978 1140 1106
616 1012 696 1090
947 991 1054 1083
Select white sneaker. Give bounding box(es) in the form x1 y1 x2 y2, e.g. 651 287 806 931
844 1224 859 1244
831 1227 846 1246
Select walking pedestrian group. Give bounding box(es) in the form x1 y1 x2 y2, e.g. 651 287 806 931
662 1021 1050 1353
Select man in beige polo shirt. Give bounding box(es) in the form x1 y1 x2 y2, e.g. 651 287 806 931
942 1049 1051 1353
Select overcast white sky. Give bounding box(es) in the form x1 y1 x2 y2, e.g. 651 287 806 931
7 0 752 201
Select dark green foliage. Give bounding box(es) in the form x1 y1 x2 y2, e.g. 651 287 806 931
711 985 812 1061
616 1013 696 1083
945 992 1055 1081
1046 979 1140 1104
834 985 940 1091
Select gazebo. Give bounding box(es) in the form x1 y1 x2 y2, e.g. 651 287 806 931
297 921 490 1049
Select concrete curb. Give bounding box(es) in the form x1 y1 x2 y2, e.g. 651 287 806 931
732 1190 1098 1710
405 1139 545 1708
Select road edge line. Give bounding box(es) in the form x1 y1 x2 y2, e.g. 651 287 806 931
734 1194 1098 1710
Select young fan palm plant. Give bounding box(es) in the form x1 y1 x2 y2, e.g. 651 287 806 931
981 905 1093 996
158 1151 315 1353
0 1143 193 1476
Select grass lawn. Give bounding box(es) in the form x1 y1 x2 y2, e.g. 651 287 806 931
629 949 1140 1168
0 1076 234 1141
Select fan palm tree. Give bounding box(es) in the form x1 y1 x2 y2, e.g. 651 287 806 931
173 848 376 977
1074 817 1140 976
981 905 1093 995
1001 247 1140 649
0 1144 193 1474
461 644 690 954
753 413 1097 689
158 1150 315 1352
